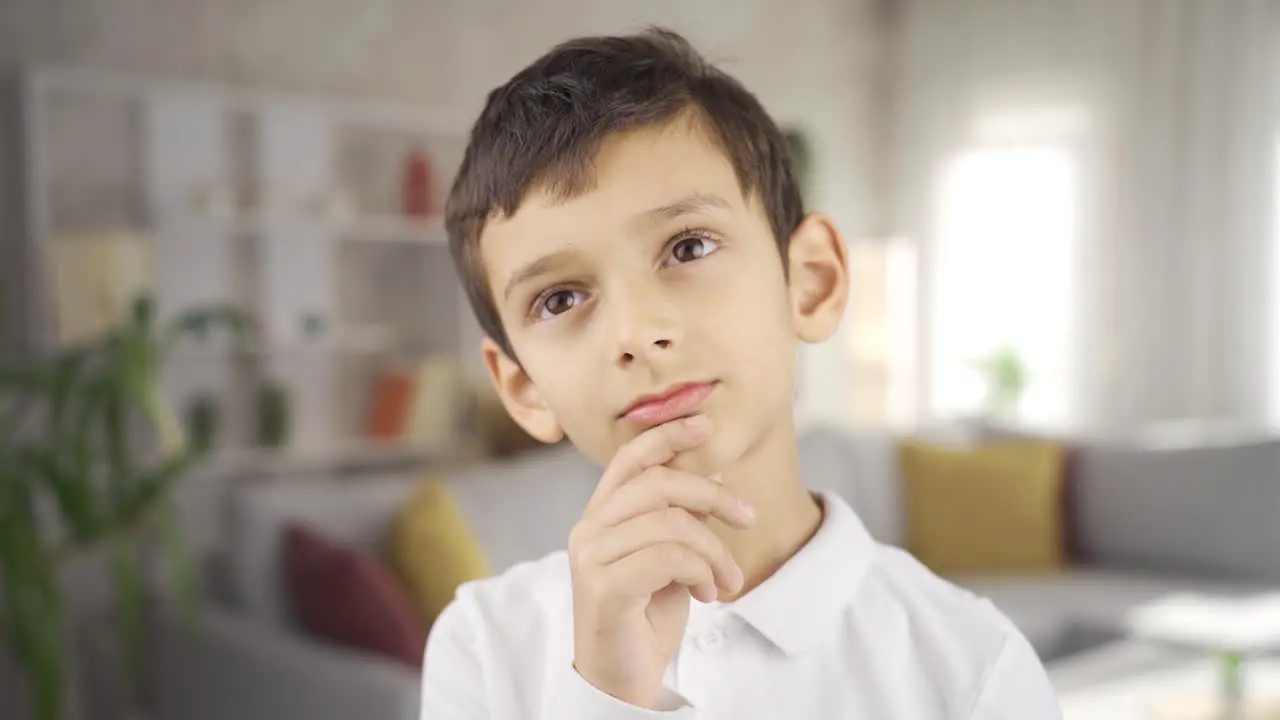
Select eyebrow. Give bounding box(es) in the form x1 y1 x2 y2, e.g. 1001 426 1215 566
502 250 576 302
500 193 733 302
640 193 732 223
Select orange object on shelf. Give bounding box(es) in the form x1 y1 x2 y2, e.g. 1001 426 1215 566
367 367 417 442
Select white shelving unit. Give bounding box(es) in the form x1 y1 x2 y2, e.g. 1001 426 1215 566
20 65 485 474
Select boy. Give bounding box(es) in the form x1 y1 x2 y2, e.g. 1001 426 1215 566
423 27 1061 719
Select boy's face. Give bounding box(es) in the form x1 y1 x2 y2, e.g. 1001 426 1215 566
478 117 848 474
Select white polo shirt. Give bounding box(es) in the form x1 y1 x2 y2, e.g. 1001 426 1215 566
420 491 1062 719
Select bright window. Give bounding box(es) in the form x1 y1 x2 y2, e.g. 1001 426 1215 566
928 145 1076 426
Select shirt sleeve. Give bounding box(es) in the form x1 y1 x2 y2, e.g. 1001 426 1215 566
967 630 1063 720
547 664 698 720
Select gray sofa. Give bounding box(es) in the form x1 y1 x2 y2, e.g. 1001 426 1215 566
146 426 1280 720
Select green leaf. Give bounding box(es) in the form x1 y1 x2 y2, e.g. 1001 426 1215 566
46 348 93 440
108 532 143 687
156 501 200 623
0 366 53 442
21 447 98 544
0 366 52 392
118 445 202 526
101 379 133 508
0 468 65 720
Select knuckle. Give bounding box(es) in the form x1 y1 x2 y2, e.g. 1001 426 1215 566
636 465 667 486
663 506 692 535
662 543 688 567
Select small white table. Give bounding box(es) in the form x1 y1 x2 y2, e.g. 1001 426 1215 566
1058 593 1280 719
1059 656 1280 719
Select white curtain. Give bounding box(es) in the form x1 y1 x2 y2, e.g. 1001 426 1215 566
889 0 1280 432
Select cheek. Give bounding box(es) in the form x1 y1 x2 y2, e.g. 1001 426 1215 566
706 256 798 402
520 347 617 464
702 253 794 351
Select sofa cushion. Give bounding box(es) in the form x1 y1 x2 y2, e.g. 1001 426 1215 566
388 480 491 628
899 439 1068 575
282 522 427 668
436 445 600 572
230 472 421 629
228 444 599 629
228 427 906 630
1075 438 1280 579
974 422 1083 561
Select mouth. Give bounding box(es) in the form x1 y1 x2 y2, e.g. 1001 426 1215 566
619 381 719 429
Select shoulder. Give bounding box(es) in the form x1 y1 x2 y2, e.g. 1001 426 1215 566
858 546 1057 717
429 550 572 651
422 552 575 716
869 544 1021 648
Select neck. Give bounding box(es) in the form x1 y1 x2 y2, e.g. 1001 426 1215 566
710 416 823 602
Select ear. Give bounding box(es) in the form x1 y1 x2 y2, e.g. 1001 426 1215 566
787 212 850 343
480 336 565 444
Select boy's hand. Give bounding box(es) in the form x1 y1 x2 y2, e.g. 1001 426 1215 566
567 415 756 709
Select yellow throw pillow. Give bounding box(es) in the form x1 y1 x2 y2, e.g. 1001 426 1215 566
899 439 1067 575
387 479 492 628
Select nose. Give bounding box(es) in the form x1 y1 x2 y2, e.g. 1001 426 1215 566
610 280 682 368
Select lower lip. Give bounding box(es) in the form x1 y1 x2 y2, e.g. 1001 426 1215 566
622 382 717 429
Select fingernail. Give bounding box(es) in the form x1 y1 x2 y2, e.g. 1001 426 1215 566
731 563 745 591
708 473 723 484
737 499 756 521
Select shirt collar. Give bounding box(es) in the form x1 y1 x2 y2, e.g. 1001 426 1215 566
721 491 875 656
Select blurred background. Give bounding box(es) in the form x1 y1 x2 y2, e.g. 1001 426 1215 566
3 1 1280 718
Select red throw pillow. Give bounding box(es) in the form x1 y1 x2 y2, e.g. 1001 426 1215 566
283 522 427 668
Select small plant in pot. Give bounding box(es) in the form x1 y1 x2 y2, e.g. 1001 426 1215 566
972 345 1027 423
0 295 249 720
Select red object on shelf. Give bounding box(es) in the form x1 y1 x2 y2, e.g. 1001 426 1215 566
402 148 435 219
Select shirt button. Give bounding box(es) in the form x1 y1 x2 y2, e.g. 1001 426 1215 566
697 628 726 651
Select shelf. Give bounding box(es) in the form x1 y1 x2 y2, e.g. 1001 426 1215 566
26 65 475 470
30 65 471 137
204 436 484 476
231 211 448 246
167 323 399 359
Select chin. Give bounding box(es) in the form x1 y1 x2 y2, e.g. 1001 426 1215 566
665 428 742 477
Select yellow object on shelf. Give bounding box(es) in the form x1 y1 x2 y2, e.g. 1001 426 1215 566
47 229 154 346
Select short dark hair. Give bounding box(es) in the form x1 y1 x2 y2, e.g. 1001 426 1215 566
445 27 805 358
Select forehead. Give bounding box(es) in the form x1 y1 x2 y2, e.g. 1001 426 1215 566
478 119 751 282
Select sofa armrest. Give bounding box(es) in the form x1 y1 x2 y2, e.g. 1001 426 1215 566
149 606 420 720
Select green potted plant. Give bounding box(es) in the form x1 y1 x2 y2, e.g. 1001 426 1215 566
972 345 1027 422
0 295 249 720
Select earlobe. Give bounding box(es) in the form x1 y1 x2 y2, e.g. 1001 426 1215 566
787 213 850 343
480 337 565 444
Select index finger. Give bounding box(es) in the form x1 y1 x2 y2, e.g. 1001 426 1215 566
586 415 713 511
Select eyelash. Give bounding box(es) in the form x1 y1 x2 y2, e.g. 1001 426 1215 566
528 228 723 321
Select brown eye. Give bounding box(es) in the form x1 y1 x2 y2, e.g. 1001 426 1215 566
537 289 584 320
665 234 720 267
